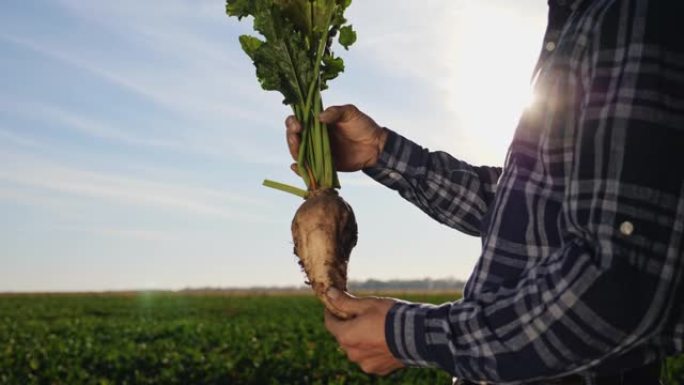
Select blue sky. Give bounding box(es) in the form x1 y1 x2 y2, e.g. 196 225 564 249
0 0 548 292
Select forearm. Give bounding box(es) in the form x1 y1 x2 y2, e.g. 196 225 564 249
364 130 502 236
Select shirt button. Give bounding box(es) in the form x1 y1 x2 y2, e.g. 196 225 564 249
545 41 557 52
620 221 635 236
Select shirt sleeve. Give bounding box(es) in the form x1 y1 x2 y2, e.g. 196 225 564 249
363 130 502 236
384 1 684 383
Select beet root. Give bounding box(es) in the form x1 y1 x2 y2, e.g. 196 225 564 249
291 188 358 319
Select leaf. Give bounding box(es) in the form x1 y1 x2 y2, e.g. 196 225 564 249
338 25 356 50
239 34 313 106
275 0 339 39
226 0 253 19
226 0 356 190
331 0 351 29
337 0 352 10
321 55 344 88
239 35 264 60
252 3 281 41
275 0 313 38
311 0 337 34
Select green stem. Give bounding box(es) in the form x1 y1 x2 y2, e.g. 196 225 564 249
263 179 308 199
297 6 335 192
312 92 323 184
297 128 311 189
294 4 341 192
292 105 311 189
303 7 335 114
317 96 331 188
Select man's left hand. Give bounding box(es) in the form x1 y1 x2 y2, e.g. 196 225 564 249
324 288 405 376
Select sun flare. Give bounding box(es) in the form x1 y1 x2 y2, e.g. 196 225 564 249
443 2 547 164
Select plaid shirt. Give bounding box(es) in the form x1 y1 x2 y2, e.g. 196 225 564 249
364 0 684 383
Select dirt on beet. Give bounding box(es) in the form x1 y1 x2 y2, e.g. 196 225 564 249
291 188 358 319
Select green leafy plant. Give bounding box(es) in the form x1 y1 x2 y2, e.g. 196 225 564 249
227 0 357 197
226 0 360 317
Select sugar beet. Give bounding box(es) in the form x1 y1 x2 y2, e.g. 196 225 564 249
291 188 357 319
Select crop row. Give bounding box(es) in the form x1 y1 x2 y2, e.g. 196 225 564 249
0 294 680 385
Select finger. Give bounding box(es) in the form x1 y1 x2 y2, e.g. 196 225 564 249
359 357 403 376
378 359 405 376
326 287 371 316
358 357 388 375
285 115 302 134
285 116 301 160
346 346 375 363
290 163 300 176
324 310 357 345
319 104 359 124
324 309 344 336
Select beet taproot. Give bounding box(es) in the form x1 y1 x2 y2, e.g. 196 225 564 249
292 188 357 319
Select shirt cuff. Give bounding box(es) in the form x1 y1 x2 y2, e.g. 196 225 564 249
384 301 442 368
362 129 425 183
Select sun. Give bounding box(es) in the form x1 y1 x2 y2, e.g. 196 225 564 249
442 2 547 165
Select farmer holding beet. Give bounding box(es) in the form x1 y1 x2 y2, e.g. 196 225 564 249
284 1 684 384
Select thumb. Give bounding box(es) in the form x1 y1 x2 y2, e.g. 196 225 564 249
326 287 368 315
319 104 358 125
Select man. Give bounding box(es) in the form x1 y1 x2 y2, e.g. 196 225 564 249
285 0 683 384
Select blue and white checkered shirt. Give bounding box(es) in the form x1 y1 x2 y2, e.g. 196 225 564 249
364 0 684 383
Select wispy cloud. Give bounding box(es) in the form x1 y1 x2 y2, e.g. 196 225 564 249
0 32 292 166
1 97 286 167
57 225 177 242
0 0 293 166
346 2 465 87
51 0 279 125
0 150 271 223
0 32 271 129
0 127 49 151
0 100 181 149
0 185 89 223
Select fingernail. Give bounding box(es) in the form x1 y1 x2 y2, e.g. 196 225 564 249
286 116 294 126
327 287 340 300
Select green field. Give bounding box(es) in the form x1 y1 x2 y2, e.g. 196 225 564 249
0 293 681 385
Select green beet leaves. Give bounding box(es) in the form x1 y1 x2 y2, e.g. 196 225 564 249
226 0 356 193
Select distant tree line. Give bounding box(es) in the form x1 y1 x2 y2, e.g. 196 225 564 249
178 278 465 294
349 278 465 292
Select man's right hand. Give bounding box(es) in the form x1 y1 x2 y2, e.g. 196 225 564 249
285 104 388 174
